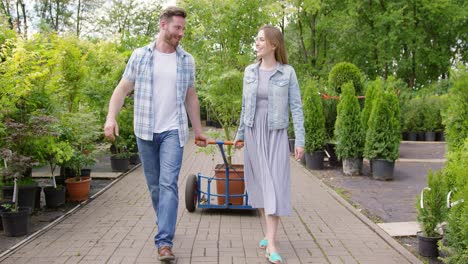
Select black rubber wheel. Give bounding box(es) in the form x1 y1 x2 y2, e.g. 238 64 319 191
185 174 197 212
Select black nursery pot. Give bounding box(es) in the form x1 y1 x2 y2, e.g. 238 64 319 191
417 231 442 257
1 207 31 237
44 186 66 208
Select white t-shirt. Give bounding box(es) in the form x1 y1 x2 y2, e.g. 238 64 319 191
153 50 179 133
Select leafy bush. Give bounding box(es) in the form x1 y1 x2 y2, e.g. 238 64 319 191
402 97 425 132
334 82 364 159
328 62 364 95
201 69 243 164
303 79 326 152
442 67 468 152
422 95 443 132
416 169 447 237
364 89 401 161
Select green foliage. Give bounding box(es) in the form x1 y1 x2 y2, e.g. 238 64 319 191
200 69 243 164
442 67 468 152
440 138 468 263
402 97 424 132
417 169 448 237
421 95 444 132
115 101 137 155
328 62 364 95
334 82 364 159
364 89 401 161
303 79 326 152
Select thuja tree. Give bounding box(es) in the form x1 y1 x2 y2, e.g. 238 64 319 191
360 79 381 133
334 82 364 159
442 66 468 152
303 78 326 152
364 89 401 161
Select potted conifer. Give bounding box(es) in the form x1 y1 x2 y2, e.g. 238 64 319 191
364 88 401 180
334 82 364 176
416 169 447 257
303 79 327 170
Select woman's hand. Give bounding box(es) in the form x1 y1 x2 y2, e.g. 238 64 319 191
294 146 304 161
233 140 244 149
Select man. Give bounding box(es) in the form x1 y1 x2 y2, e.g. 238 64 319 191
104 6 207 261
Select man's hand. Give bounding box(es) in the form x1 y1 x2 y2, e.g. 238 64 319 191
295 146 304 161
195 133 208 147
104 118 119 142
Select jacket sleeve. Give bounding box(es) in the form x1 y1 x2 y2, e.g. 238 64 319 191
288 67 305 147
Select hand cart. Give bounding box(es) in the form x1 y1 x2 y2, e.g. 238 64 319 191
185 140 253 212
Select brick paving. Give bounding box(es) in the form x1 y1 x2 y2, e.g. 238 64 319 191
0 135 422 264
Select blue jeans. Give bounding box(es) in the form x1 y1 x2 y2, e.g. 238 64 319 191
137 130 183 248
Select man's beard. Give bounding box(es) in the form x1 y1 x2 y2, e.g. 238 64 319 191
164 30 180 48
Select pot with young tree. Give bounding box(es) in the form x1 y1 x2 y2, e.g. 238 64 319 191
303 79 327 170
0 149 32 236
60 111 100 178
363 86 401 180
109 104 135 172
334 82 364 176
416 169 447 257
35 138 74 208
64 151 92 202
0 118 41 212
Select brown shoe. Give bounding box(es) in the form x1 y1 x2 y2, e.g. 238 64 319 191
158 246 175 261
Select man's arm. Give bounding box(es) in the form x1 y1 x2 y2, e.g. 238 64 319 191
185 88 207 146
104 79 135 141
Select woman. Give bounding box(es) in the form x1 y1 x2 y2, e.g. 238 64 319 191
234 25 305 264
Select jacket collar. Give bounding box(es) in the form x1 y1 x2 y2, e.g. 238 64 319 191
252 61 285 74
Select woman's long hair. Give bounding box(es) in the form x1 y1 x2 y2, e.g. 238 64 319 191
259 25 288 64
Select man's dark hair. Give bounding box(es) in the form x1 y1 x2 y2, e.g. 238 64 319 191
160 6 187 21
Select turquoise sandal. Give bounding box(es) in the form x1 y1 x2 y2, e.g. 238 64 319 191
265 249 283 263
258 238 268 249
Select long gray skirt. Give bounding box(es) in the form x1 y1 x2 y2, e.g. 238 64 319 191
244 106 291 216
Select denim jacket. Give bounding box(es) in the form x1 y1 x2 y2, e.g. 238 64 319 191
235 62 305 147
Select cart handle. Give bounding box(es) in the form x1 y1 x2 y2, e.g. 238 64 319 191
195 140 243 146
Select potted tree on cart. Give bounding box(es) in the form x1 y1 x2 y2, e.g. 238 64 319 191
198 69 244 206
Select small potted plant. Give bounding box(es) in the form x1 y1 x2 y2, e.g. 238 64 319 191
364 87 401 180
64 151 92 202
110 136 132 172
416 169 447 257
0 150 32 236
334 82 364 176
35 138 74 208
303 79 327 170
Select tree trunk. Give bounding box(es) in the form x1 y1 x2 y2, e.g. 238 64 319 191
297 9 308 63
0 0 14 29
309 12 317 67
19 0 27 38
76 0 81 37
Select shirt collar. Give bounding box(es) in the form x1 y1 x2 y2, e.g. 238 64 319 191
145 39 187 57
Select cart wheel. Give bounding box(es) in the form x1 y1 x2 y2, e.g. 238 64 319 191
185 174 197 212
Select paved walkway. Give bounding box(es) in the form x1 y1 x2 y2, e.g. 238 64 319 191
0 136 422 264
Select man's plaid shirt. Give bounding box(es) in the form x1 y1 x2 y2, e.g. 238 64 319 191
122 41 195 147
